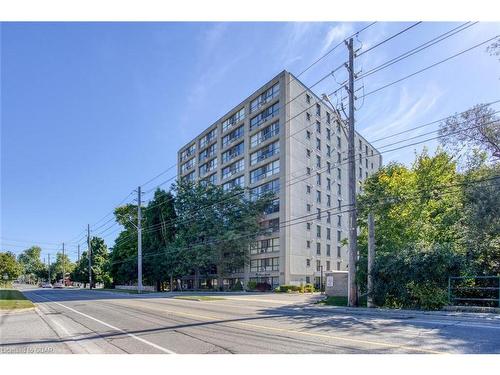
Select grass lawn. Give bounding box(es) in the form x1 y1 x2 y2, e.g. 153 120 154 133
0 289 35 310
318 296 367 307
173 295 226 302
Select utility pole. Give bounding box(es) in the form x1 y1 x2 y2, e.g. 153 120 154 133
78 244 80 262
367 213 375 308
137 186 143 294
88 224 92 289
48 253 51 283
62 242 65 286
346 37 358 307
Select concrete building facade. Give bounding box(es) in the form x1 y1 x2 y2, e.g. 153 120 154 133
177 70 382 288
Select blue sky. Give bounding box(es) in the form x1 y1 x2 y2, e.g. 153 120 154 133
1 22 499 261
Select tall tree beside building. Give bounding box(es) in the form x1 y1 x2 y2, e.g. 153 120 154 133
0 251 23 282
142 189 177 291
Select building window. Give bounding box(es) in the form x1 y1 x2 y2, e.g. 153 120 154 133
199 127 217 149
181 157 195 173
337 246 341 258
326 145 331 157
316 173 321 185
337 262 341 270
306 222 311 230
316 138 321 150
316 242 321 255
199 143 217 162
316 260 321 272
316 225 321 238
337 152 342 163
316 103 321 116
250 83 280 113
250 178 280 200
306 258 311 267
327 211 331 224
250 140 279 165
222 108 245 133
222 175 245 191
306 112 311 121
222 125 244 148
326 127 331 141
327 244 331 256
338 183 342 195
316 190 321 204
306 148 311 157
337 215 342 227
250 121 280 148
306 185 311 194
306 94 311 104
250 159 280 183
316 121 321 133
338 199 342 209
222 142 245 164
316 155 321 168
337 230 342 242
264 198 280 215
221 158 245 180
306 130 311 140
250 102 279 130
337 136 342 148
326 177 331 191
180 143 196 162
199 157 218 177
250 238 280 254
306 203 311 212
327 227 331 240
337 168 342 180
260 218 280 233
359 167 363 178
250 257 279 272
359 139 362 150
327 194 331 207
306 167 311 175
183 170 195 182
326 261 331 271
317 208 321 220
327 161 331 174
306 240 311 248
326 112 331 124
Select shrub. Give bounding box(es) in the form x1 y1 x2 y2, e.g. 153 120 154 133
279 285 301 293
273 286 281 293
407 281 448 310
303 283 315 293
231 280 243 291
246 280 257 291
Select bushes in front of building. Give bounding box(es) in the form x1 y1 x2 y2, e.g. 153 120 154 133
231 280 243 291
274 283 316 293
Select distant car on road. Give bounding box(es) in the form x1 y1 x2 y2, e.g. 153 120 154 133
53 282 64 289
41 283 53 288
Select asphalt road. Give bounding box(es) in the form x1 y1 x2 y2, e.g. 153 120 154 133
1 286 500 354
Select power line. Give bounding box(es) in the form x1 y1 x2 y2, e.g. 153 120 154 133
357 22 423 57
106 176 499 268
359 34 500 99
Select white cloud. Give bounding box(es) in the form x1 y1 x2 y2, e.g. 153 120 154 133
319 23 354 56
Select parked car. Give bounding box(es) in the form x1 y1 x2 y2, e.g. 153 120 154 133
41 283 53 288
53 282 64 289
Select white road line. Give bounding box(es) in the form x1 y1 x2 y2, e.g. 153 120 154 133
32 292 176 354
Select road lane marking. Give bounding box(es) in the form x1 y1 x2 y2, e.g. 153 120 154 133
107 298 445 354
31 292 176 354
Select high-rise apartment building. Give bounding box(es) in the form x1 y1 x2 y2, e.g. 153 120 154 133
177 70 382 288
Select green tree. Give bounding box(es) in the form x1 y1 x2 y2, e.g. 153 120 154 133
109 204 138 286
49 253 75 283
143 189 177 291
356 150 465 309
0 251 23 282
439 104 500 165
17 246 46 284
173 181 271 290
